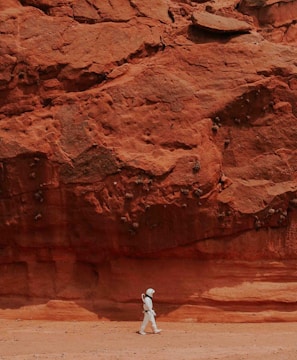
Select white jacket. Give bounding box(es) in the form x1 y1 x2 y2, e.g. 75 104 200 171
142 294 156 316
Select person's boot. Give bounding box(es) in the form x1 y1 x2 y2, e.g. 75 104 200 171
153 327 162 334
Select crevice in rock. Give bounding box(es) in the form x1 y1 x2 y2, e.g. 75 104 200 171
187 25 242 44
36 42 163 94
72 16 98 25
128 42 164 62
39 64 107 93
168 9 175 23
41 98 53 108
257 66 295 78
127 0 146 18
119 163 175 182
160 141 197 151
61 71 107 92
71 14 132 25
38 64 65 81
114 42 164 70
19 0 51 15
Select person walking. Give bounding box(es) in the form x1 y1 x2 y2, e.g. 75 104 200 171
139 288 162 335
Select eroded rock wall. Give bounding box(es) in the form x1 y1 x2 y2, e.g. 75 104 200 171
1 0 297 321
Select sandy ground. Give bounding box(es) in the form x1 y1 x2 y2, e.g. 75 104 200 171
1 320 297 360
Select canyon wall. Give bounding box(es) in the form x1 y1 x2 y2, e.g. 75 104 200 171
0 0 297 321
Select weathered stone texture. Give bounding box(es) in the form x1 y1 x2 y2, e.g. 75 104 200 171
0 0 297 321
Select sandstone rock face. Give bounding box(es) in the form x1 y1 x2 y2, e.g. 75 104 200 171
239 0 297 43
0 0 297 322
191 10 252 33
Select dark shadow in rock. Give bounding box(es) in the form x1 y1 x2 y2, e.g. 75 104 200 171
187 25 241 44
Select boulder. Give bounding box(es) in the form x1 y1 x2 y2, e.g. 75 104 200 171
191 10 252 33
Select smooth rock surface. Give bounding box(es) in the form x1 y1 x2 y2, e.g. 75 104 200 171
191 10 252 33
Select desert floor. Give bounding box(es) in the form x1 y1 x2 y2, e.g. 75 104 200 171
1 320 297 360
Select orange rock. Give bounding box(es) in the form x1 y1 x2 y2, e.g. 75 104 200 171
191 10 252 33
1 0 297 322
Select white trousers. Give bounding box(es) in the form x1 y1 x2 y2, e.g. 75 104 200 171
140 311 157 332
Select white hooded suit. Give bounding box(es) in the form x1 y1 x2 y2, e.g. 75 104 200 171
139 288 161 335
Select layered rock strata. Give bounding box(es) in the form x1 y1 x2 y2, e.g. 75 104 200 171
0 0 297 321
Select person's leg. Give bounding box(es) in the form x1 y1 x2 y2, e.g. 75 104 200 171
139 312 149 334
149 313 162 334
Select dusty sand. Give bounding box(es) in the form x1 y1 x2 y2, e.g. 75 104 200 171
1 320 297 360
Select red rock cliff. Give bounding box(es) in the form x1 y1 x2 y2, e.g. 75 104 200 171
1 0 297 322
